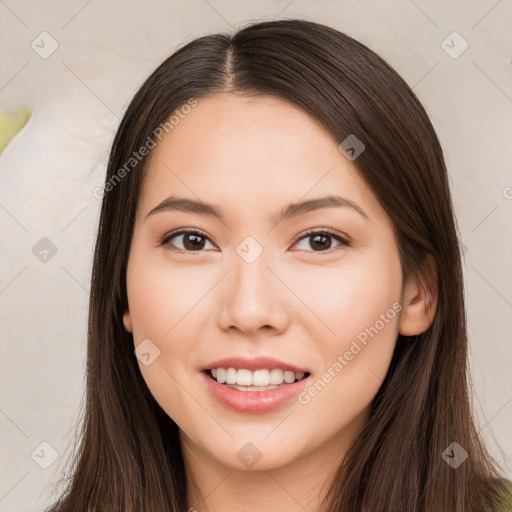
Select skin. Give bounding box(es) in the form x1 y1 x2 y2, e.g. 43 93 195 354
123 93 436 511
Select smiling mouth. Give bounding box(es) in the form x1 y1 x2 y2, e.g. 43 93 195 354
205 368 311 392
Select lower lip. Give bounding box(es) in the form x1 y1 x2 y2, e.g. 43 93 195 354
201 371 310 414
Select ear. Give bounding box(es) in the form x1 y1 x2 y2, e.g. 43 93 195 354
398 257 438 336
123 309 133 333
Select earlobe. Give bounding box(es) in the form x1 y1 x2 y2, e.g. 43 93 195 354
123 310 133 333
398 260 438 336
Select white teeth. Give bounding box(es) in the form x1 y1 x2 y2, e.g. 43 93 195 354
269 369 284 385
236 369 253 386
209 367 308 387
283 371 295 384
253 369 270 386
216 368 226 384
225 383 278 392
226 368 237 384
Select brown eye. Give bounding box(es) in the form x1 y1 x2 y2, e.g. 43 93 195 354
310 233 332 251
161 230 214 251
292 229 349 252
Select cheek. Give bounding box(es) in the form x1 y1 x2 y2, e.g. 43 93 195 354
126 255 215 431
127 252 213 351
288 250 402 420
288 250 402 348
292 317 397 457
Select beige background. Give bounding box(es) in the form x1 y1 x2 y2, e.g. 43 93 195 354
0 1 511 510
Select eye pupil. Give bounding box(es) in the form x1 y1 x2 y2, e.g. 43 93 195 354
183 234 205 250
310 233 332 251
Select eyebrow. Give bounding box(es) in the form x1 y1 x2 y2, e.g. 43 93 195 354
145 194 369 223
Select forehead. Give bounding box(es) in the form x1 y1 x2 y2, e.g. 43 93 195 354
138 93 374 221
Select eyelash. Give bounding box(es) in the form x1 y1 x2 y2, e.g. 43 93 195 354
160 228 350 254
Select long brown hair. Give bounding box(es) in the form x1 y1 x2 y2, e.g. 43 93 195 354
45 18 509 512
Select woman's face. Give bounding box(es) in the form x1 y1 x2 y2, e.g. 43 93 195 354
124 93 405 472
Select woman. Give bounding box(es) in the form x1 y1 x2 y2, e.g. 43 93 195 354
46 18 511 512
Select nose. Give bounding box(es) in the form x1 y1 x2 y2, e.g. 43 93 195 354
217 247 290 335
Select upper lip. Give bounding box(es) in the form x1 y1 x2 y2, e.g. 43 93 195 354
203 356 309 373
